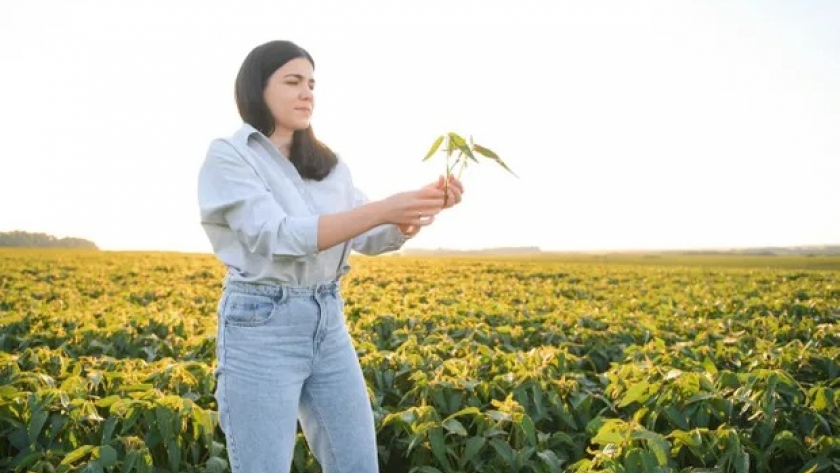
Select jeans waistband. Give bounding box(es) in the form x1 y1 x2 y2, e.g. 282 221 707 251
222 280 339 299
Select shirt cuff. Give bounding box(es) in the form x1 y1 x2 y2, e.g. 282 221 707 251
300 215 321 255
387 224 412 250
273 214 321 259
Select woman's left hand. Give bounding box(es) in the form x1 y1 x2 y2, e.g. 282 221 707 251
400 176 462 237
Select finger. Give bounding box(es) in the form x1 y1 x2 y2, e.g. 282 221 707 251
412 209 441 220
420 186 446 197
426 202 444 209
417 214 436 226
410 207 441 222
449 177 464 193
444 188 460 205
416 197 446 208
404 216 429 227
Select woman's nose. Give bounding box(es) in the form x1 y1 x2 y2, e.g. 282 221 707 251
300 87 313 100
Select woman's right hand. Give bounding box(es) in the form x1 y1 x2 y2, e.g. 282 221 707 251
380 187 446 227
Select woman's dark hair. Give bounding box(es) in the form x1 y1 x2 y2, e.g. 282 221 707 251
235 40 337 180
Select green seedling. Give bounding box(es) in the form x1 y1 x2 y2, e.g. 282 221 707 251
422 132 517 206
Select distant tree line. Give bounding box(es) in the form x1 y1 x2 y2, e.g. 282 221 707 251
0 231 98 249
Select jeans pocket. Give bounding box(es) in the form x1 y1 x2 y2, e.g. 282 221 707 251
222 292 277 327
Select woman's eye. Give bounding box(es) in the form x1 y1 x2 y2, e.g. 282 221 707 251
283 80 313 91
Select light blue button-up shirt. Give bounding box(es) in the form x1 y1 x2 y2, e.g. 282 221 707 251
197 123 409 286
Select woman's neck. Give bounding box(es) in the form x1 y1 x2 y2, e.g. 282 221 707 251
269 129 293 156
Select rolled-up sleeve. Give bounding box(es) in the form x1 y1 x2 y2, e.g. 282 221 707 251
350 186 410 255
197 139 320 259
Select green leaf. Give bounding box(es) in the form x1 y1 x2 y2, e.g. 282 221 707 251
551 431 577 447
428 427 449 470
472 142 499 159
423 135 444 161
101 416 117 444
166 437 181 473
536 450 564 471
670 430 701 450
155 406 174 441
8 428 28 452
28 408 49 444
486 410 512 423
81 460 104 473
632 429 670 466
619 381 651 407
663 406 689 430
95 395 121 408
447 132 467 148
810 387 832 412
94 445 118 468
445 138 456 158
407 433 422 454
461 146 478 163
45 414 66 444
444 406 481 420
640 449 659 471
122 451 139 473
441 418 467 437
735 451 750 473
798 456 831 473
462 436 484 465
60 445 95 465
472 143 517 176
770 430 802 456
625 448 643 473
444 132 477 164
591 420 626 446
12 452 41 469
489 438 514 466
519 414 537 446
532 385 545 420
702 357 718 375
685 393 714 405
513 446 536 467
205 456 228 473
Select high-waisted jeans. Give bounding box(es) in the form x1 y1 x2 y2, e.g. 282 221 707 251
214 280 378 473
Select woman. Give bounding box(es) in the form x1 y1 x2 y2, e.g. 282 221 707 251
196 40 463 473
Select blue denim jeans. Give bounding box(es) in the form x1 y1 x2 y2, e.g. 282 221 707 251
214 280 378 473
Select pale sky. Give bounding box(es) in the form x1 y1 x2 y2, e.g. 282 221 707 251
1 0 838 253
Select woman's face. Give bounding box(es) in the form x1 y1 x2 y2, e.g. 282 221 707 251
264 57 315 136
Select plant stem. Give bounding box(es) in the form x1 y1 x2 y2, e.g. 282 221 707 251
443 152 461 207
457 157 467 179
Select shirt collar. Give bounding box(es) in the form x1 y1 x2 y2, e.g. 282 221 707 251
233 122 266 145
233 122 294 162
